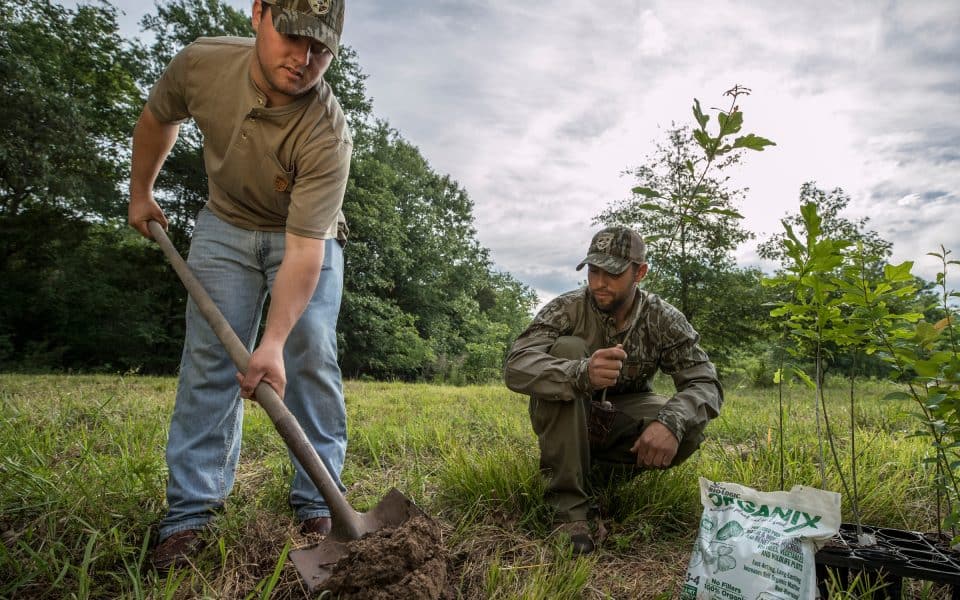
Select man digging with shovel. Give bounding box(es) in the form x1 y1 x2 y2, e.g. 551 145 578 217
128 0 351 569
504 226 723 554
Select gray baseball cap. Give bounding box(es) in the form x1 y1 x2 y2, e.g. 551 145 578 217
576 226 646 274
262 0 344 58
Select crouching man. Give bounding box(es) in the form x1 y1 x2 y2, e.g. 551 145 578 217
503 225 723 554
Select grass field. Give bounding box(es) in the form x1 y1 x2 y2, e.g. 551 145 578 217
0 373 952 598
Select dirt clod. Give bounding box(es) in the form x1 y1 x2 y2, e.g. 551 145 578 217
322 516 454 600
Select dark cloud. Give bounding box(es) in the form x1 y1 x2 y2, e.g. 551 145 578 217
869 182 957 206
789 54 858 83
921 190 950 202
930 79 960 96
894 142 960 167
878 3 960 60
557 109 620 141
509 266 583 299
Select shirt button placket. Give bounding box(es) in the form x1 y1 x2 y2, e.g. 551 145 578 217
241 105 259 142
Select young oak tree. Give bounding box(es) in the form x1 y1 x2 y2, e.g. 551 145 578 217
595 86 774 368
759 182 940 377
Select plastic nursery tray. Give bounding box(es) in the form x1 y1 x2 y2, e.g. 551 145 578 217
815 523 960 591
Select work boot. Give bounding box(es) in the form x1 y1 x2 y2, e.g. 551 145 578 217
553 520 595 555
150 529 205 570
300 516 332 536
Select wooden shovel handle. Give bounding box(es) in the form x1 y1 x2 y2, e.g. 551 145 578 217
148 220 363 538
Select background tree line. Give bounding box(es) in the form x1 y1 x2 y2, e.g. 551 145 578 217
0 0 945 384
0 0 535 383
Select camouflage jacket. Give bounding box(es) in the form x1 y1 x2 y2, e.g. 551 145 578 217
503 287 723 443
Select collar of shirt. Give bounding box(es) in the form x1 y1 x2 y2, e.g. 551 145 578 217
585 286 646 344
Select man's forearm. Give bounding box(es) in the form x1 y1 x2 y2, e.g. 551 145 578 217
127 106 181 238
659 364 723 442
260 234 326 350
129 106 180 199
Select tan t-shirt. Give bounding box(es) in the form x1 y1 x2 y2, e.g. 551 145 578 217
147 37 351 240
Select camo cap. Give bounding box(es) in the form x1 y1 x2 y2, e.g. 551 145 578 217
262 0 344 59
576 226 646 274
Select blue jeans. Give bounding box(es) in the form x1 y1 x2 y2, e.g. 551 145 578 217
159 208 347 541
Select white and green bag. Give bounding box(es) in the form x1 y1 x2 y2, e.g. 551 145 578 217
680 477 841 600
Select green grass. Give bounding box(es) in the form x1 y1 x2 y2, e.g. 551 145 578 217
0 373 953 598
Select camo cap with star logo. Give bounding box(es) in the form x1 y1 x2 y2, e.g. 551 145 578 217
262 0 344 59
576 225 646 274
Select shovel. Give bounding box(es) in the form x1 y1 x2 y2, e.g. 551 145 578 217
148 220 426 591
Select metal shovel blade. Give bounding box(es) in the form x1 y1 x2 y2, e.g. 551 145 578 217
289 488 426 592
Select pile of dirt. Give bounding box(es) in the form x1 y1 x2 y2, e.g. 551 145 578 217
321 516 455 600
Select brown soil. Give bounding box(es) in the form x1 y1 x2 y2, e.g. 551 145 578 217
321 516 455 600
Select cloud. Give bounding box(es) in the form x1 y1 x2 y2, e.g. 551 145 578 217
637 10 668 57
863 183 960 281
897 193 922 208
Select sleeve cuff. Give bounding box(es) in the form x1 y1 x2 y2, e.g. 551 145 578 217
573 358 592 394
656 409 686 444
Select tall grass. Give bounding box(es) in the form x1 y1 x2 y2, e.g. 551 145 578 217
0 373 950 598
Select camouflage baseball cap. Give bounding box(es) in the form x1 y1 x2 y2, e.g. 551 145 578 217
262 0 344 59
576 226 646 274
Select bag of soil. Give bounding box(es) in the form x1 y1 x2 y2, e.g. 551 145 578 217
680 477 841 600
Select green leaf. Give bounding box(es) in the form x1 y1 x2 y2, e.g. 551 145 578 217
692 99 709 129
631 186 661 198
943 513 960 530
929 350 955 366
783 221 802 250
718 110 743 137
883 261 915 283
732 134 776 151
769 306 792 317
693 128 714 154
914 360 942 378
714 143 733 156
792 367 816 390
633 202 667 212
912 321 941 346
799 202 822 241
703 208 745 219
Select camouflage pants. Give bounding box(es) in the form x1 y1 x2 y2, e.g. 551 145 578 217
528 336 704 522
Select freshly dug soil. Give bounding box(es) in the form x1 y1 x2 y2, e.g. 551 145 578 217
321 516 454 599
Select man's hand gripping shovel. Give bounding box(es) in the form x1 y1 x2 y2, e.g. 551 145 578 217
148 221 427 591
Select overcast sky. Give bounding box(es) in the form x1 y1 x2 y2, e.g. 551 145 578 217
106 0 959 304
